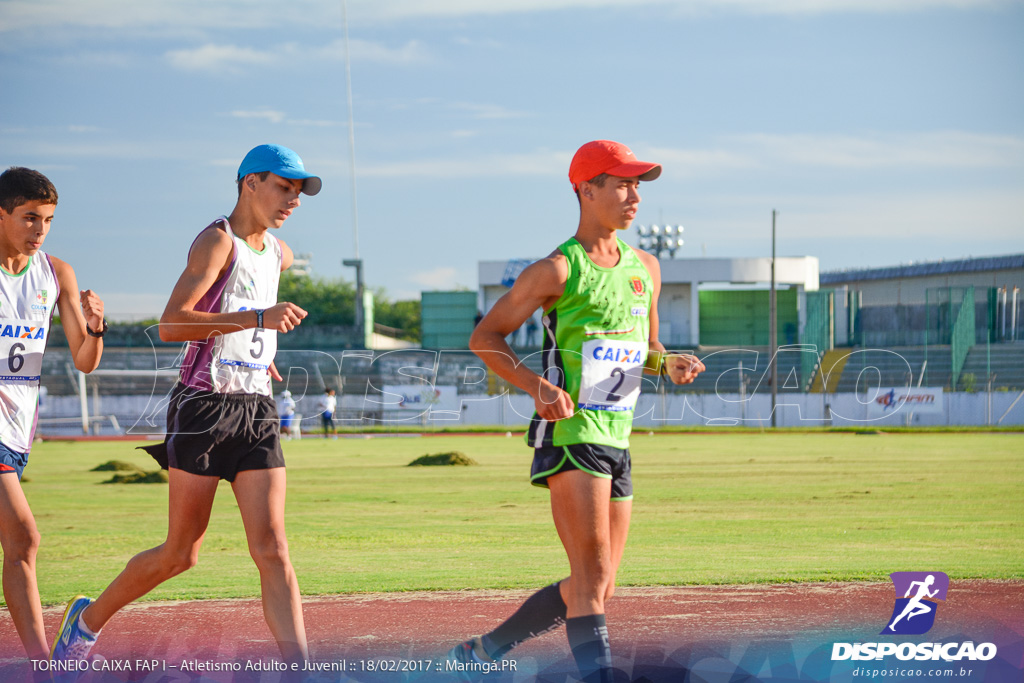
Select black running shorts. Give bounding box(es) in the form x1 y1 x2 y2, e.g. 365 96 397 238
530 443 633 501
140 383 284 482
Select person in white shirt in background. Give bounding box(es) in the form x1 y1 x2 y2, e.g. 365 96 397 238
278 390 296 440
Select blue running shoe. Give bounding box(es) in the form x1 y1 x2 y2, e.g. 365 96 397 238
50 596 97 664
445 637 494 682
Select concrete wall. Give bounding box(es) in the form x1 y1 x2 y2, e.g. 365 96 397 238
451 392 1024 427
39 389 1024 437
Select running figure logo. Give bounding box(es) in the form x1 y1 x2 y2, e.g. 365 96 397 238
881 572 949 635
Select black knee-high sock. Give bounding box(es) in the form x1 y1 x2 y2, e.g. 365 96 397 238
565 614 612 683
480 582 567 659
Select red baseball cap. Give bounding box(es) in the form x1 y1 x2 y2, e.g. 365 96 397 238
568 140 662 192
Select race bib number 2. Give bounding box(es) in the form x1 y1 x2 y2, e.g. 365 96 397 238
578 339 647 412
0 318 47 382
218 296 277 371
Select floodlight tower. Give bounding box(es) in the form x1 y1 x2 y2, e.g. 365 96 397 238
636 224 685 259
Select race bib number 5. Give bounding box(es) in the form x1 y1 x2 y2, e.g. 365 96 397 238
578 339 647 412
0 318 47 382
218 295 277 370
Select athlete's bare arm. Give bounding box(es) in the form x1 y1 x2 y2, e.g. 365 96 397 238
632 246 704 385
278 237 295 272
267 237 296 381
51 256 104 373
469 252 575 421
159 227 306 343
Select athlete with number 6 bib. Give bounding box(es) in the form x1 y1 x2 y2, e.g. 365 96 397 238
51 145 320 670
0 167 106 672
450 141 705 682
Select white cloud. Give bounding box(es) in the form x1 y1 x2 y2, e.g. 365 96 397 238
229 109 287 125
647 147 758 177
314 38 431 65
1 0 1009 33
350 130 1024 181
693 188 1023 241
53 51 134 68
165 44 274 73
409 267 460 289
407 97 529 120
225 110 341 127
732 131 1024 169
781 189 1024 240
359 150 567 178
450 102 529 120
644 131 1024 179
287 119 343 128
8 140 190 161
348 0 1010 21
0 0 324 33
164 38 428 75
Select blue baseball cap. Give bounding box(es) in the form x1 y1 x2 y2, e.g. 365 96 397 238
236 144 322 196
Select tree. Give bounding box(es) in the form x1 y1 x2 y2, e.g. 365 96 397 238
374 296 421 341
278 271 420 342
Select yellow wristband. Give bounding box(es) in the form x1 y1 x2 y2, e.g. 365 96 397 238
644 350 664 374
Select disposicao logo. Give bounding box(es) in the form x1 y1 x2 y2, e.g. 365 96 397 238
831 572 998 663
882 571 948 635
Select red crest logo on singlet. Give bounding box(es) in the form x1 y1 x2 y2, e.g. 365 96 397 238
630 277 645 296
36 290 48 305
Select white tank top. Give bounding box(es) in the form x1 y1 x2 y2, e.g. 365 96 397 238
178 218 282 396
0 252 60 453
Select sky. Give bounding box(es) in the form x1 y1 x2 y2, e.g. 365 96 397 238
1 0 1022 320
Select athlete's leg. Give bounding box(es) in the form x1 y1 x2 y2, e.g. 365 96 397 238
0 475 47 659
81 468 218 632
232 467 307 664
548 469 623 682
602 499 632 602
476 582 568 660
548 469 615 617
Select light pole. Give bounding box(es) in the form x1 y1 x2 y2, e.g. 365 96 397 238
343 258 364 347
636 224 684 258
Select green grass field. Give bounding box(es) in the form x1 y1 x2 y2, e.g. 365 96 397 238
15 432 1024 606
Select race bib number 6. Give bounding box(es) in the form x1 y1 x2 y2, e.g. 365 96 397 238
0 318 47 382
578 339 647 412
218 295 277 370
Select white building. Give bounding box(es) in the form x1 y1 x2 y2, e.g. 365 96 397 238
479 255 820 347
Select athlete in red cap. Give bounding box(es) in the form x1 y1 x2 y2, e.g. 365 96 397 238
448 141 704 682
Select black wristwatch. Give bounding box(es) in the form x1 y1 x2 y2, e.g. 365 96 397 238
87 319 108 338
256 309 265 329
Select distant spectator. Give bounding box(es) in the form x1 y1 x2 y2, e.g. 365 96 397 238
277 390 296 439
317 388 337 438
525 316 539 347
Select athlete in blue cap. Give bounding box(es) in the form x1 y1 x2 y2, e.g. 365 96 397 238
52 145 320 668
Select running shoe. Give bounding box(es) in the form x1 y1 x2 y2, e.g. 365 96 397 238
445 637 493 681
50 596 97 664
